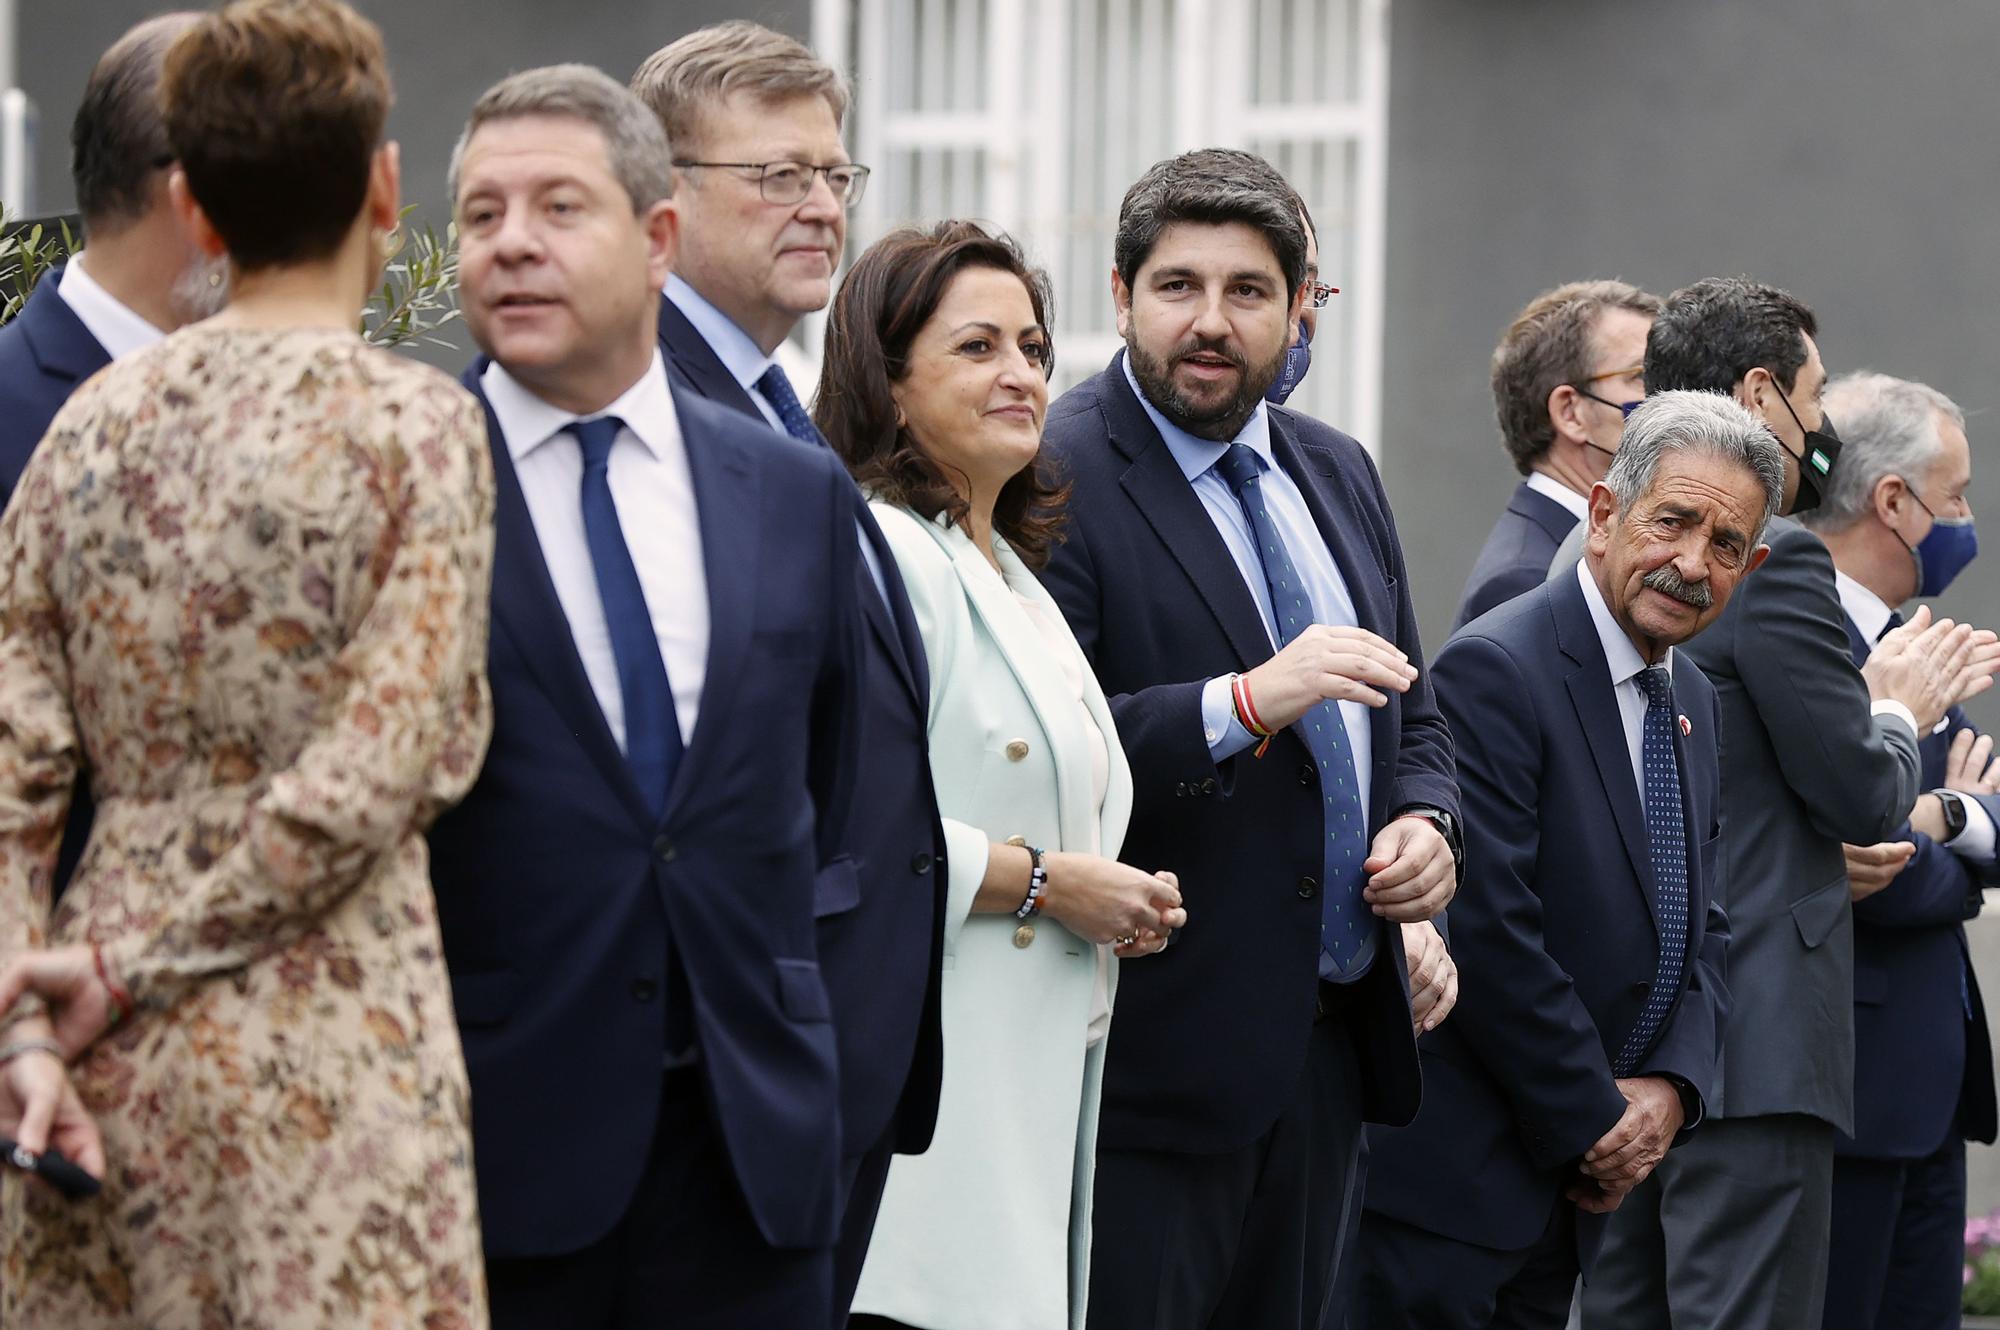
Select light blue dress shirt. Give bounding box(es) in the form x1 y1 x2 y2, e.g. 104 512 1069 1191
1120 358 1373 816
663 275 890 602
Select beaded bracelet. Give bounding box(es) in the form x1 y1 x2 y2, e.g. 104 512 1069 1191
1231 673 1276 758
92 945 134 1030
0 1037 61 1068
1015 846 1048 919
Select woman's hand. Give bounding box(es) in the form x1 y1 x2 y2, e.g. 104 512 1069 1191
1113 872 1185 959
0 946 119 1060
0 1019 105 1183
1041 855 1186 946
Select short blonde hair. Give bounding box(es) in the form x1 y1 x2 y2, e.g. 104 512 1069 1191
630 21 847 158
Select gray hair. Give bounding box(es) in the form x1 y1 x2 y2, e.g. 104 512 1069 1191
1114 148 1308 297
449 63 673 212
1801 371 1964 533
630 21 847 159
1605 390 1787 542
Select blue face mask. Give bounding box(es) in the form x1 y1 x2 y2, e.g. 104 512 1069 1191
1264 323 1313 405
1902 483 1979 597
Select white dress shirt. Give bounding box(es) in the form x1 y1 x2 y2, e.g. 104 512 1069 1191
1118 360 1372 816
663 275 787 433
1835 569 1995 861
1526 468 1591 520
1576 559 1675 794
58 254 166 361
482 352 708 749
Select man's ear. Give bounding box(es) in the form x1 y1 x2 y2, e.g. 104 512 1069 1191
1111 266 1132 340
1871 472 1911 528
1547 383 1590 446
1745 543 1772 576
642 197 681 290
1585 481 1618 557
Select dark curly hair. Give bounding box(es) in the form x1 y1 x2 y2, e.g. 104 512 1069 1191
814 220 1069 569
1645 276 1818 397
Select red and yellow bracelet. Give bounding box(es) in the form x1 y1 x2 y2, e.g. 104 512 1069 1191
1231 673 1277 758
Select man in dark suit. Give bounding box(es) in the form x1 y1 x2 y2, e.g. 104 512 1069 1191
0 12 221 896
0 11 221 497
431 67 864 1329
1580 280 1999 1330
1040 148 1460 1330
1452 280 1659 632
630 24 947 1320
1357 390 1783 1327
1802 371 2000 1330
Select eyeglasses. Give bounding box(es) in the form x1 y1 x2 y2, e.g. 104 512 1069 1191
1570 364 1644 418
672 159 872 210
1308 280 1340 308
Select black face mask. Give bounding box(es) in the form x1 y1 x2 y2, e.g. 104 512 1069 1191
1769 382 1843 515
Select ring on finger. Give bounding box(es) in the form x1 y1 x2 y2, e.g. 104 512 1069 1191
1114 934 1137 946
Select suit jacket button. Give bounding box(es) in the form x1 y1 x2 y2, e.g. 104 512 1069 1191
1297 876 1320 899
1176 782 1189 797
1200 777 1218 795
1005 739 1030 761
1298 763 1315 787
1013 924 1036 948
1004 835 1028 847
911 851 933 874
631 979 658 1002
653 835 676 864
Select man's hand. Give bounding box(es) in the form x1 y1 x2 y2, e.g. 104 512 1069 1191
1946 728 2000 795
1843 840 1916 901
1402 920 1457 1034
1865 608 2000 733
1565 1174 1634 1215
1237 625 1416 733
1581 1076 1685 1189
1363 815 1455 922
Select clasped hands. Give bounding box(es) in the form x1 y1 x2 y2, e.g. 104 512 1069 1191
0 944 125 1185
1567 1076 1684 1214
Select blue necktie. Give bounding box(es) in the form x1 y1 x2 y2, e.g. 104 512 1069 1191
572 416 681 815
755 363 826 447
1616 666 1691 1075
1213 444 1374 978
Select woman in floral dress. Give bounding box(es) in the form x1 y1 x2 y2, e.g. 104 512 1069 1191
0 2 494 1325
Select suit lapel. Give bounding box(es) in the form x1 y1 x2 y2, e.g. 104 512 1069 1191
1510 481 1582 546
466 368 654 828
665 384 759 815
1552 569 1654 895
657 296 768 421
1100 359 1275 670
856 508 926 706
21 272 112 384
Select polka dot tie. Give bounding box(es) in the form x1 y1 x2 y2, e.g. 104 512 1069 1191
755 363 828 448
1214 444 1374 977
1615 666 1690 1076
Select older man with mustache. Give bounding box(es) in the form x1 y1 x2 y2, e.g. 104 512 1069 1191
1355 392 1778 1329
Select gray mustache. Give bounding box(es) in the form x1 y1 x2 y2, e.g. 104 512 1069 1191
1643 564 1713 609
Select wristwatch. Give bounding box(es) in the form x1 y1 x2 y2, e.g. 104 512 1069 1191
1395 806 1463 884
1934 788 1969 843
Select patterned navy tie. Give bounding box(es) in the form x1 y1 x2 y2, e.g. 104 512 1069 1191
1213 443 1375 977
1616 666 1691 1075
755 363 827 447
572 416 681 814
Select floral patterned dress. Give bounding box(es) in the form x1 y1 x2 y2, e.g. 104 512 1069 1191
0 326 496 1328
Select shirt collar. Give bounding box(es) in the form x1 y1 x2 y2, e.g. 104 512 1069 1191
1835 569 1895 645
1526 469 1591 520
57 254 166 361
665 275 774 396
1576 558 1673 688
1121 352 1275 483
481 349 680 465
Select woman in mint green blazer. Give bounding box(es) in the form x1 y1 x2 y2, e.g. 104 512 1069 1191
819 222 1188 1330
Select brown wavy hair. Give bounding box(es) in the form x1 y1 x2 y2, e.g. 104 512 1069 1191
815 220 1069 569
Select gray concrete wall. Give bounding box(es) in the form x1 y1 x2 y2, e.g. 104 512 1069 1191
16 0 810 231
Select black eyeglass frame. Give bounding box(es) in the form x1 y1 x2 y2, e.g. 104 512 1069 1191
671 159 872 209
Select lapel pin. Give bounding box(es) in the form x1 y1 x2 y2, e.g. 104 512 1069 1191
1678 714 1692 737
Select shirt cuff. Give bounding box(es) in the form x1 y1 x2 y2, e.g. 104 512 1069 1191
1872 699 1920 739
1201 674 1259 762
1950 795 1999 864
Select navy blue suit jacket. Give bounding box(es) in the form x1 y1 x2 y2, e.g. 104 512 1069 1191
1039 354 1459 1153
1451 479 1580 634
1366 570 1729 1265
430 363 865 1256
658 296 947 1161
1840 612 1999 1157
0 271 111 893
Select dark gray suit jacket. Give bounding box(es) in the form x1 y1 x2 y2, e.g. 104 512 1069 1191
1675 517 1922 1132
